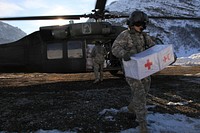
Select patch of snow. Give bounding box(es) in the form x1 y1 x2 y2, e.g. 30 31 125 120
167 101 190 106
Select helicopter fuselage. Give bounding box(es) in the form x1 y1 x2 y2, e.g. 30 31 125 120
0 22 126 73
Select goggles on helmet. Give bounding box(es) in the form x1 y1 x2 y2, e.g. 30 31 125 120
134 21 147 29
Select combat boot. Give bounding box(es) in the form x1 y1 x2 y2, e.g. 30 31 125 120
93 79 99 84
127 104 136 120
128 112 136 120
139 121 148 133
127 105 135 113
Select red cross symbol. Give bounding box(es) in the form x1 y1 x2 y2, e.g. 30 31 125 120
163 54 170 62
144 59 153 70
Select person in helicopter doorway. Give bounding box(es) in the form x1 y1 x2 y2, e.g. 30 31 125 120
91 41 107 84
112 10 154 133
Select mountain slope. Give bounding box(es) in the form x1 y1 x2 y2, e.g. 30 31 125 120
106 0 200 57
0 21 26 44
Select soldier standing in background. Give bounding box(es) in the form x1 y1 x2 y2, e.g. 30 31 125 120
112 10 154 133
91 41 107 84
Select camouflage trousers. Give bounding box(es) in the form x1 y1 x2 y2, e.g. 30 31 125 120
126 76 151 123
93 61 104 80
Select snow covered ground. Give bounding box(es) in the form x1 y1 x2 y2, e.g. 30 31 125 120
18 105 200 133
104 106 200 133
0 53 199 133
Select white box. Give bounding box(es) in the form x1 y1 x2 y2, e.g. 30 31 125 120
123 44 174 80
156 45 175 70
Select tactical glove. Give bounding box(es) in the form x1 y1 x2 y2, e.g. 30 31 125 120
123 52 131 61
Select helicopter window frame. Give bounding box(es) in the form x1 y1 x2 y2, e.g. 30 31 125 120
67 41 83 58
47 43 63 59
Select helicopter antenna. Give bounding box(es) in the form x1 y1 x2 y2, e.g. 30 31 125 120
92 0 107 21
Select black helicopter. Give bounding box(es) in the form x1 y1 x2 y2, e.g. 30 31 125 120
0 0 199 74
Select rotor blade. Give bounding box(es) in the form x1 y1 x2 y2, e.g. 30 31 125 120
149 16 200 20
0 15 88 21
95 0 107 12
104 14 129 19
105 14 200 20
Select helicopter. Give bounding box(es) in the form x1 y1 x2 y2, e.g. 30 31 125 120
0 0 199 75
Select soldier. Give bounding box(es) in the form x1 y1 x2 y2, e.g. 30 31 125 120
112 10 154 133
91 41 107 83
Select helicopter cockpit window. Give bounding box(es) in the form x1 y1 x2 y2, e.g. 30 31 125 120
47 43 63 59
67 41 83 58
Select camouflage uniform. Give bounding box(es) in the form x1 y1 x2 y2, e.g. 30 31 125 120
112 28 154 131
91 44 107 83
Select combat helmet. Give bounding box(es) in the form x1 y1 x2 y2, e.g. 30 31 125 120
127 10 149 29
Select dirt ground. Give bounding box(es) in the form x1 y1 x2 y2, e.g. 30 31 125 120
0 66 199 132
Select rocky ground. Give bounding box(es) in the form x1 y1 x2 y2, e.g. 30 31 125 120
0 66 199 132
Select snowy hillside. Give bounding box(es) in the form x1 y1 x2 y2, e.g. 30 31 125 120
0 21 26 44
106 0 200 57
174 53 200 66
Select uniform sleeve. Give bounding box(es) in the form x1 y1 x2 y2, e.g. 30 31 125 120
112 31 129 58
146 34 154 48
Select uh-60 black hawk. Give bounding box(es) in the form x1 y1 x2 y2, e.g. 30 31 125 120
0 0 199 75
